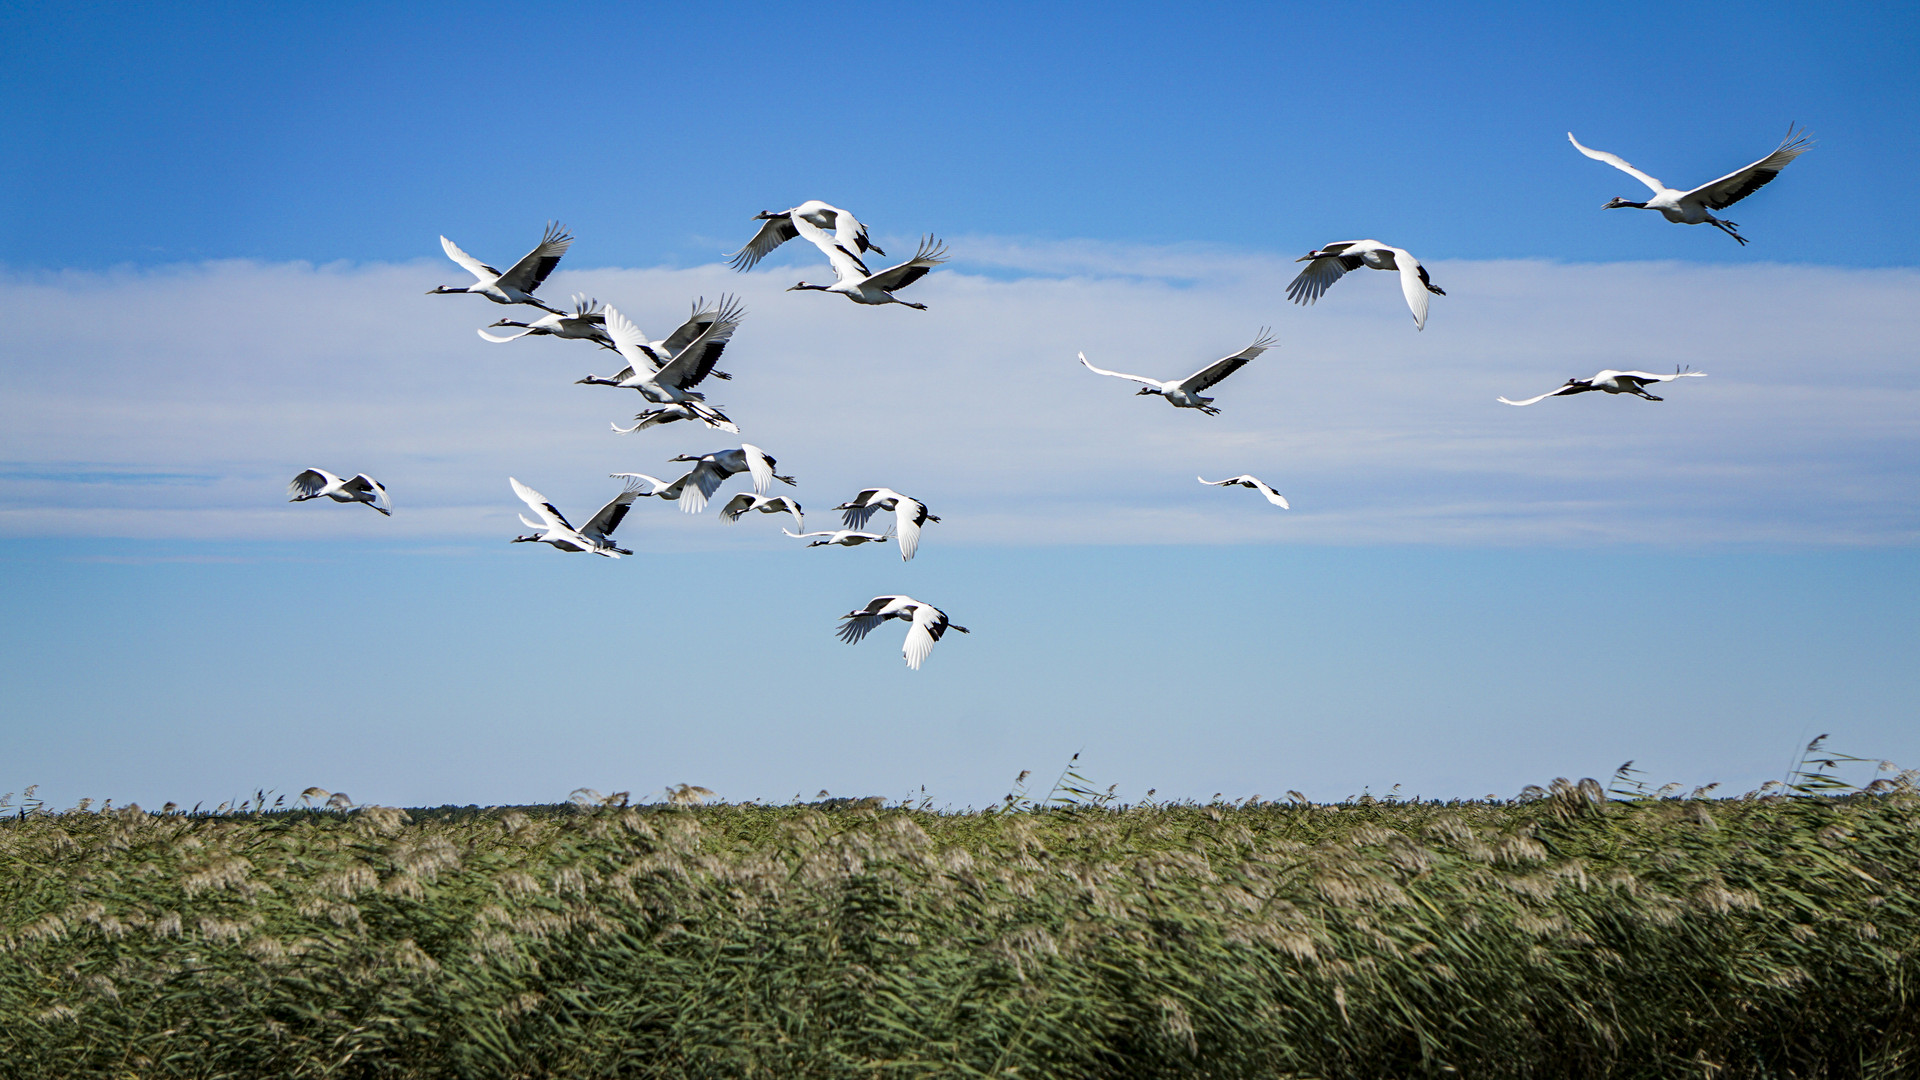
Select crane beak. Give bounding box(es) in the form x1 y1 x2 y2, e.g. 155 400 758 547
1295 253 1317 262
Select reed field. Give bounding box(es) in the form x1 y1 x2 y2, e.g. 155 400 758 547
3 751 1917 1079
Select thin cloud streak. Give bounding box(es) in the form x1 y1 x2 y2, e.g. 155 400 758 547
1 247 1915 547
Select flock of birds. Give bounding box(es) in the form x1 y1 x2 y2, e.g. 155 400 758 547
290 129 1814 668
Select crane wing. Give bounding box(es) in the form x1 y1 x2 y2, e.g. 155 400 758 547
1285 253 1365 305
659 297 718 356
609 471 686 499
839 489 885 531
1685 126 1812 209
1567 133 1667 194
741 444 775 494
827 206 880 255
836 596 902 645
289 468 338 500
654 295 743 390
726 215 801 272
902 604 956 670
1608 368 1706 384
496 221 572 293
1077 353 1160 387
894 500 927 562
1180 329 1273 393
1497 383 1586 407
718 493 757 523
789 214 874 282
768 497 804 531
678 462 725 514
863 236 946 292
601 305 667 373
509 477 572 530
346 474 392 515
438 236 498 282
582 488 640 542
1245 477 1289 508
1394 253 1432 330
476 325 535 343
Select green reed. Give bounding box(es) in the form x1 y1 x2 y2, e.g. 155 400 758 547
2 756 1915 1078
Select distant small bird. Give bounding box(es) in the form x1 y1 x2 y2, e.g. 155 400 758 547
1287 241 1445 330
1198 475 1289 508
1498 366 1706 406
719 493 805 531
837 595 969 670
656 444 796 514
477 294 614 348
728 200 884 272
429 222 571 313
1077 330 1274 415
835 488 941 561
611 404 740 435
786 218 946 309
784 527 892 548
288 469 391 515
1569 127 1812 245
508 476 640 556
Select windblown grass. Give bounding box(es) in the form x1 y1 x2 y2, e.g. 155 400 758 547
3 752 1917 1078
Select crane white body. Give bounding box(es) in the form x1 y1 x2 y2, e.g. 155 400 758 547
429 222 571 312
837 595 969 670
1286 241 1445 329
728 200 884 272
657 444 795 514
289 469 391 515
719 493 804 531
508 476 640 557
835 488 940 561
581 302 740 432
478 294 614 348
1077 330 1274 415
1568 127 1811 245
784 527 891 548
611 404 740 436
1498 367 1706 406
1198 475 1289 509
785 217 946 309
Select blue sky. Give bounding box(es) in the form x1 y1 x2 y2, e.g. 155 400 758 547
2 2 1916 810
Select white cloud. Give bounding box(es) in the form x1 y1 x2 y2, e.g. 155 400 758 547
2 247 1916 547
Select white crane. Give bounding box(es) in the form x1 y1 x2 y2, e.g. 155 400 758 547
727 200 885 272
288 469 391 516
507 476 640 557
1569 127 1812 245
575 297 739 385
786 217 947 309
429 222 571 313
1198 475 1289 509
835 488 941 561
655 444 795 514
477 294 614 348
1077 330 1274 415
578 301 740 432
611 404 740 436
719 493 805 531
837 595 969 670
1498 366 1706 406
1286 241 1445 330
783 527 892 548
